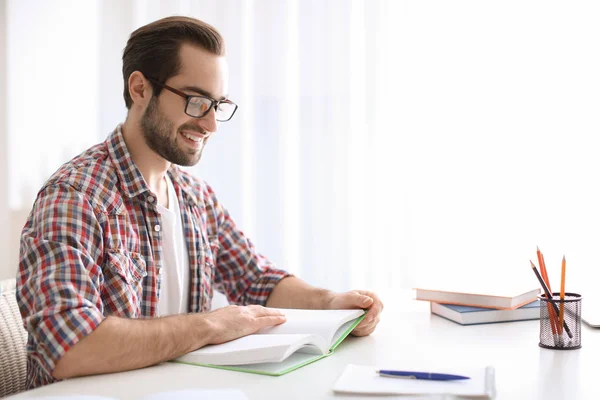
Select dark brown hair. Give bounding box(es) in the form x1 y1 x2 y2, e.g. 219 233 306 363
122 16 225 109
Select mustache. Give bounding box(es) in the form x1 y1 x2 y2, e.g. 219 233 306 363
178 124 207 135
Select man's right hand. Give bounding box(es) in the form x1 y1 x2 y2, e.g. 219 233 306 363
202 305 287 345
53 305 286 380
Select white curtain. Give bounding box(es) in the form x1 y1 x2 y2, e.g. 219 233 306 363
3 1 600 298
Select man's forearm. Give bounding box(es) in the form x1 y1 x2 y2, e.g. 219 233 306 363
53 313 212 379
266 276 334 309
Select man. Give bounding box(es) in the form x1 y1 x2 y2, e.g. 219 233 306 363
17 16 383 389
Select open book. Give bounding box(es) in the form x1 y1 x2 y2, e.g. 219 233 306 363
173 308 365 376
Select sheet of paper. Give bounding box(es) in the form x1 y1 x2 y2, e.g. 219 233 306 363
333 364 496 398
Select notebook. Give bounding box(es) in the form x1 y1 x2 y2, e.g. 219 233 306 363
174 308 365 376
414 285 540 309
431 300 541 325
333 364 496 398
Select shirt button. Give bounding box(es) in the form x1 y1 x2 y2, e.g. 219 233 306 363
158 267 163 275
147 196 155 203
154 225 161 232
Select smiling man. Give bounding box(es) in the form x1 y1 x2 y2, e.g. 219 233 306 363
16 16 383 389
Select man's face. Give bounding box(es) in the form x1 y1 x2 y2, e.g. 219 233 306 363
140 43 229 166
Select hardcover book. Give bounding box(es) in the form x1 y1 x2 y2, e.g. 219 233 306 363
431 300 541 325
174 308 365 376
414 286 540 309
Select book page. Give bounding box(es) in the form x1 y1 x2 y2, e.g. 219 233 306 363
257 309 364 346
176 334 327 366
329 319 358 349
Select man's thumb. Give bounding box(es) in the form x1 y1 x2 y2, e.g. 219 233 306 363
350 291 373 307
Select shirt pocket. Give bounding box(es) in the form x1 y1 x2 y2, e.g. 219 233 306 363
201 235 220 301
206 235 220 265
102 251 148 317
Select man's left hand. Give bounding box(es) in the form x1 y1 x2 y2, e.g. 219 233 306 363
326 290 383 336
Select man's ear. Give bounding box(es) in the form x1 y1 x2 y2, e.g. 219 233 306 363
128 71 153 108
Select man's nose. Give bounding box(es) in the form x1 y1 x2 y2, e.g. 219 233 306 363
196 107 218 133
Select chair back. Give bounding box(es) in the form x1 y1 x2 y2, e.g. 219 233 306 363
0 278 28 397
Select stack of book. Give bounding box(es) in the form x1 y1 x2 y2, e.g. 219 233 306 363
414 286 541 325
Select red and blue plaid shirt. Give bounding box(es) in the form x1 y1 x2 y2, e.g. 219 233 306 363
17 125 290 389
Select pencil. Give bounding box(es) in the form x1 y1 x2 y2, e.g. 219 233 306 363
559 255 566 335
537 248 557 337
529 260 573 339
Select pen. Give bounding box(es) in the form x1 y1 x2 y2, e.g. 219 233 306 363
529 260 573 339
376 370 470 381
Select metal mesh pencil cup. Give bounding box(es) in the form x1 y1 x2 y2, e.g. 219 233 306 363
538 292 582 350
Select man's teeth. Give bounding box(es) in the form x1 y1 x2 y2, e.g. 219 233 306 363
182 132 201 142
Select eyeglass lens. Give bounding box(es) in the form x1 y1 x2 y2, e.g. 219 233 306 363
186 97 236 120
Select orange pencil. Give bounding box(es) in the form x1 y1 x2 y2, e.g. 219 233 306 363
537 247 557 336
559 255 566 335
529 260 573 338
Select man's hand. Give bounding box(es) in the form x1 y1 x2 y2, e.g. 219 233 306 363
326 290 383 336
203 305 287 345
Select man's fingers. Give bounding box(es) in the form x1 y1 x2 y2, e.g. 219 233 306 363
247 304 285 316
352 321 376 336
352 316 379 336
257 315 287 327
347 291 373 307
248 306 287 326
360 295 374 307
357 290 383 315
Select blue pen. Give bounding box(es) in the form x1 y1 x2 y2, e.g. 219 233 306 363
376 370 470 381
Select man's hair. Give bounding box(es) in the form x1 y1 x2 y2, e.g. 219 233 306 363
122 16 225 109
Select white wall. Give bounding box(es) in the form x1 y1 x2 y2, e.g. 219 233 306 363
3 1 600 295
3 0 102 280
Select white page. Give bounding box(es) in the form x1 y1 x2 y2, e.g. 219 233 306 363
177 334 327 365
257 309 364 346
333 364 496 398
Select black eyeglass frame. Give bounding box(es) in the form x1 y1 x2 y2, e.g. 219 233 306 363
147 78 238 122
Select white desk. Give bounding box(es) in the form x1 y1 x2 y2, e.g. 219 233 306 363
10 297 600 400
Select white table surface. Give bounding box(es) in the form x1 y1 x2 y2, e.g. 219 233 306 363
10 294 600 400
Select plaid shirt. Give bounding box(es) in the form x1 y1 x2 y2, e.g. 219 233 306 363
17 125 290 390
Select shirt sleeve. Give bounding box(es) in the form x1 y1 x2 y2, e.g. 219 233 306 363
206 185 291 306
17 183 106 381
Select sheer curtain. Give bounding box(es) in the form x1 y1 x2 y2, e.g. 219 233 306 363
3 1 600 298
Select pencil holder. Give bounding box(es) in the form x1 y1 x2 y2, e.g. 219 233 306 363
538 292 582 350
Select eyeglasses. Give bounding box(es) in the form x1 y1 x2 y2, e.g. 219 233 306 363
147 78 238 122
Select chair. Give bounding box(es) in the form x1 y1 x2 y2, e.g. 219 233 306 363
0 278 28 397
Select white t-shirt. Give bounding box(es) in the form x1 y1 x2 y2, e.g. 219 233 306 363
157 175 190 316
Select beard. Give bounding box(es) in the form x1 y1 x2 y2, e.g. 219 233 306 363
140 96 206 166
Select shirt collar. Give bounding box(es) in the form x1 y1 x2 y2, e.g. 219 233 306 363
107 124 197 202
107 124 151 198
